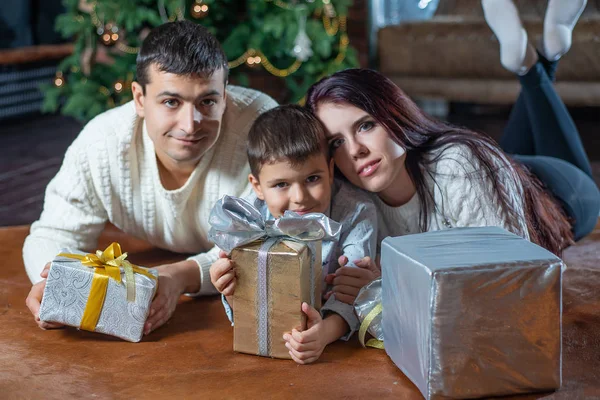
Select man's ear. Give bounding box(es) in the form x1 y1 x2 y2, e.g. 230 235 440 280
131 81 145 118
248 174 265 200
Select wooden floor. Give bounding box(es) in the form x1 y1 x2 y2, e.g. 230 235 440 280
0 105 599 226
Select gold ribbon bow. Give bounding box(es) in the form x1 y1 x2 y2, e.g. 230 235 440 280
58 242 156 332
358 303 385 350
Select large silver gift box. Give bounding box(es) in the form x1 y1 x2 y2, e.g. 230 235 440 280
381 227 564 399
39 249 158 342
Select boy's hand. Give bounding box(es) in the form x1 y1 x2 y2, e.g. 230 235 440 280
209 258 236 296
283 302 327 364
324 255 381 305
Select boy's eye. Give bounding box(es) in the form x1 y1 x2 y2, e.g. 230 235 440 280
306 175 321 183
358 121 374 132
164 99 180 108
274 182 288 189
329 138 344 150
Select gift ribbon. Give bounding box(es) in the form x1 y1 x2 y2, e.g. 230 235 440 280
57 242 157 332
209 195 341 356
358 303 385 350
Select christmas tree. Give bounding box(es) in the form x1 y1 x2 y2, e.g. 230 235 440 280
42 0 358 121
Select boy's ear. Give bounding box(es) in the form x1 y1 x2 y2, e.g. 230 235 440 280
248 174 265 200
131 81 145 118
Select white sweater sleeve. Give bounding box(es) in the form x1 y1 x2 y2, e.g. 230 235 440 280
186 245 221 296
22 143 108 284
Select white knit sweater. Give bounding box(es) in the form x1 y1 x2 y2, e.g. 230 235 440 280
23 86 277 295
375 144 530 242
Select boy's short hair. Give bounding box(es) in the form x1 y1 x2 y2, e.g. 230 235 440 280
247 104 328 179
136 20 228 92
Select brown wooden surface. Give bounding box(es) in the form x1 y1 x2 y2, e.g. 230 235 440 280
1 222 600 399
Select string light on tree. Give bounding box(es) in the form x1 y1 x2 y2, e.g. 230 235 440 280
98 23 119 46
191 0 209 19
53 72 65 87
114 80 124 93
246 55 262 67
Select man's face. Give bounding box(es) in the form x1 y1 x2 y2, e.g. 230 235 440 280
132 64 227 168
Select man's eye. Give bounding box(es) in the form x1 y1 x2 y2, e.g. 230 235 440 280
164 99 179 108
306 175 320 183
201 99 217 107
359 121 374 132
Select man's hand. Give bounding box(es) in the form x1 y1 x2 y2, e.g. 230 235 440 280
209 258 236 296
25 262 64 329
144 259 199 335
324 255 381 304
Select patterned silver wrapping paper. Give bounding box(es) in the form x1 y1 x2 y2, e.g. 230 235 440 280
381 227 564 399
39 249 158 342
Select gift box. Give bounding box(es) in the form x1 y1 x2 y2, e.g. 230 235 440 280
381 227 564 399
39 243 158 342
208 195 341 359
231 239 322 359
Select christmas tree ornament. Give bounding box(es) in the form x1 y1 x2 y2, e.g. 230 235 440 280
78 0 94 13
323 0 337 18
81 47 93 75
291 8 313 61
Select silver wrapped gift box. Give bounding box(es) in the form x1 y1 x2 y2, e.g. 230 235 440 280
381 227 564 399
39 248 158 342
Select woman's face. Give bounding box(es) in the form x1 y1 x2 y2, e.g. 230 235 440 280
316 102 407 194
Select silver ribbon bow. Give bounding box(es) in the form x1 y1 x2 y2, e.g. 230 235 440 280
208 195 341 356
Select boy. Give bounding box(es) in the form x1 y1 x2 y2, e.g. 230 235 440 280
209 105 378 364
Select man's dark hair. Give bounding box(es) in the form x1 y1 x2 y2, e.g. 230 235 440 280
247 104 329 179
136 20 228 91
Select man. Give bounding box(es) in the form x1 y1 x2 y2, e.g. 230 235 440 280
24 20 277 334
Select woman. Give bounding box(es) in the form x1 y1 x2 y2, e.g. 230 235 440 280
310 0 598 281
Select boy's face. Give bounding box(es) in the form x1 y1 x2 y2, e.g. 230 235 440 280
250 154 334 218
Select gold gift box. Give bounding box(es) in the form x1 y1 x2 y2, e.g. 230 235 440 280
232 239 322 359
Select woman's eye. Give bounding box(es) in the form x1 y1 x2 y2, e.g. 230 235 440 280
329 138 344 150
306 175 321 183
164 99 179 108
358 121 374 132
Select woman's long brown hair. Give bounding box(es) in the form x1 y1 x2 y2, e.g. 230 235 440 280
306 69 573 255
